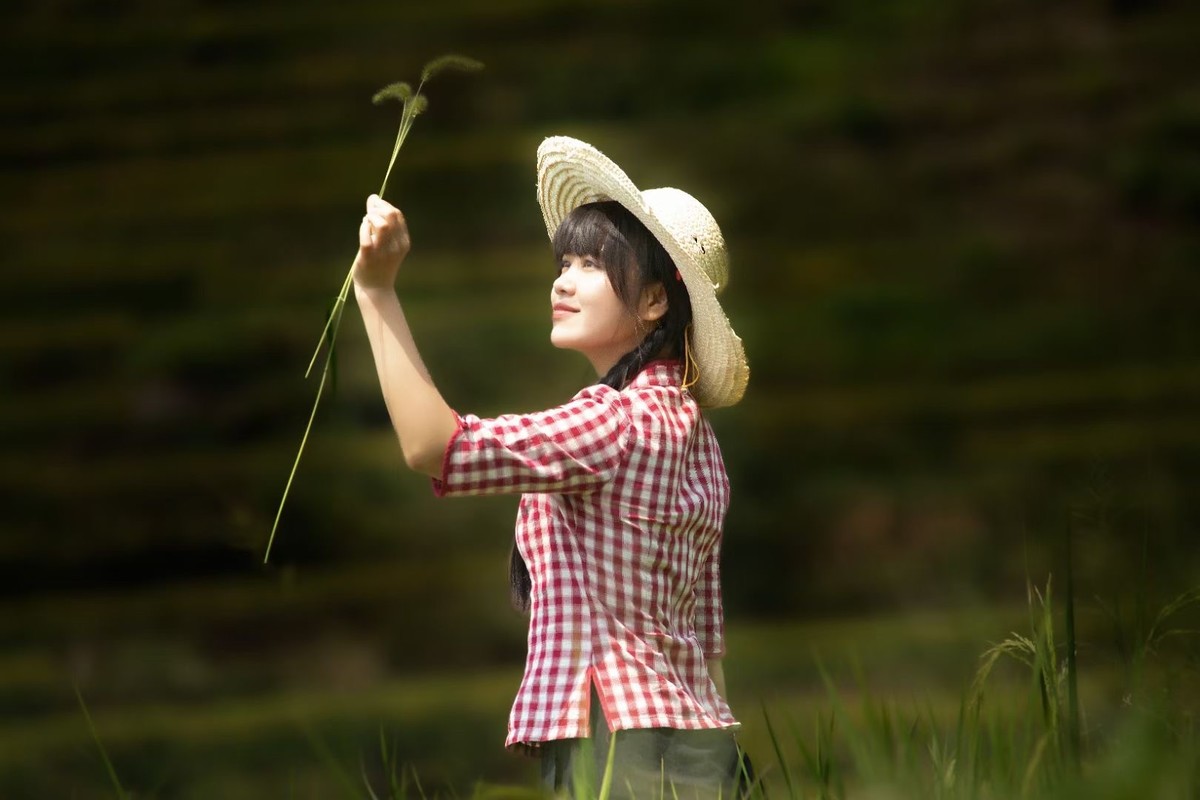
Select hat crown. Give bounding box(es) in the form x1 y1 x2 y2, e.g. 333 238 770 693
640 188 729 293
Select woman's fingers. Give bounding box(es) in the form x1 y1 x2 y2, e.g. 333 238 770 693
363 220 408 253
367 192 396 214
366 194 403 225
353 195 411 290
363 196 409 249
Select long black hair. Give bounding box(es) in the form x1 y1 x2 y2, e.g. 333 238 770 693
509 201 694 613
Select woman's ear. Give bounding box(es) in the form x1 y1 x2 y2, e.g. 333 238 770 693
639 281 669 323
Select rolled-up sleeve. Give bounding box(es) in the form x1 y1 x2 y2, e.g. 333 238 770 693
432 386 632 497
695 540 726 658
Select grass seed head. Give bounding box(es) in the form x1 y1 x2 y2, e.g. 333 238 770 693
420 54 484 83
373 82 414 105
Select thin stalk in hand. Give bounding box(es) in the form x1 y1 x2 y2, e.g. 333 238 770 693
265 55 482 564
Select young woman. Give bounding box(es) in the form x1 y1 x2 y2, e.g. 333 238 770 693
352 136 750 797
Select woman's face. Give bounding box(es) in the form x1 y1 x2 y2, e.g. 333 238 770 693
550 252 645 375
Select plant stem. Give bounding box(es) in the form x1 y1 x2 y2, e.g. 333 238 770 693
1065 513 1081 766
267 58 478 562
75 685 128 800
271 116 405 563
264 340 336 563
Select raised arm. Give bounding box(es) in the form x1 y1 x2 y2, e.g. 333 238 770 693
353 194 459 477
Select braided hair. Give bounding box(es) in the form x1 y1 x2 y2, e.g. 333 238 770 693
510 201 694 612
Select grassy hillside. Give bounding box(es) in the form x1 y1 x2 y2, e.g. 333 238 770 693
3 0 1196 594
1 0 1197 793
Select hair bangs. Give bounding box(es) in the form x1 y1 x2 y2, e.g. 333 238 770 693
553 205 613 262
553 203 638 304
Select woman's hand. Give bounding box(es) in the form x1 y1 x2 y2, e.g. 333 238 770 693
353 194 411 290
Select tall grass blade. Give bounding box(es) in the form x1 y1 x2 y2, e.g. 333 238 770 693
823 714 839 798
362 757 383 800
379 727 407 800
1137 530 1149 672
264 349 334 563
735 745 760 800
300 720 366 800
1020 731 1051 798
815 659 864 794
1065 515 1081 766
819 711 838 798
305 270 355 378
409 764 428 800
597 730 619 800
74 685 128 800
1145 586 1200 650
763 703 797 799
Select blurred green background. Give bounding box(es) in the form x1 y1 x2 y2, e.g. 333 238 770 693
2 0 1198 796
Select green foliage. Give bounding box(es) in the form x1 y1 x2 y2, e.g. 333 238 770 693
275 569 1193 800
750 583 1199 800
1098 583 1200 695
52 584 1200 799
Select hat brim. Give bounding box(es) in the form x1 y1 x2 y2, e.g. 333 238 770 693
536 136 748 408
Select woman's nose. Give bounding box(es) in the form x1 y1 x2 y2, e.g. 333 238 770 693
553 268 573 294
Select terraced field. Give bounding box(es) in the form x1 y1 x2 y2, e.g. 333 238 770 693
2 0 1198 795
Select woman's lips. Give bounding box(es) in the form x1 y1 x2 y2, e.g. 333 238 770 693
552 304 578 319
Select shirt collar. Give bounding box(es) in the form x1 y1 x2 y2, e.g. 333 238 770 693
627 359 683 389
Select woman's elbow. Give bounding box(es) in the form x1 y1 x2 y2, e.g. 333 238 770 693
402 440 444 478
398 411 457 478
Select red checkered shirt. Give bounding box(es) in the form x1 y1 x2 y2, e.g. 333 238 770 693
432 360 738 747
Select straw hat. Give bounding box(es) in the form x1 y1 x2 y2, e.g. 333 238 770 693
536 136 749 408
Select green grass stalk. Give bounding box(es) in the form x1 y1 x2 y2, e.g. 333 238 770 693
74 685 129 800
264 54 482 564
1064 515 1081 767
300 720 366 800
596 730 619 800
763 704 798 799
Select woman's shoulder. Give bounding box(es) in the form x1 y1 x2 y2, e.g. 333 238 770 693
620 360 711 426
565 360 682 405
548 360 694 426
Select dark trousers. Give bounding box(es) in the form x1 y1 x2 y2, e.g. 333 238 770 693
539 688 752 800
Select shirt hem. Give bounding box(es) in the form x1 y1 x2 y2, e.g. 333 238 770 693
506 717 741 747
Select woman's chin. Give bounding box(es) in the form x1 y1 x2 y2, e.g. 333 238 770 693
549 329 577 350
